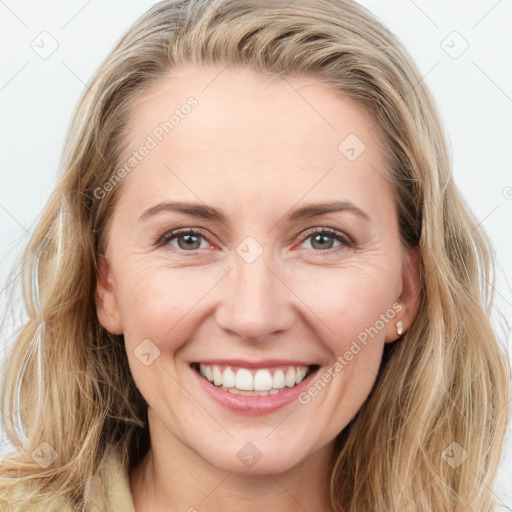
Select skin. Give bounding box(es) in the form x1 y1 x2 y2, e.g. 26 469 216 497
95 65 420 512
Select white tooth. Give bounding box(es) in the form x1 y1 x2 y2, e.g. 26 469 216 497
227 387 240 394
213 365 223 386
269 389 279 395
205 366 213 382
199 364 207 377
272 369 285 389
223 368 236 388
258 391 269 396
285 367 296 387
295 367 307 384
235 368 253 390
253 369 273 391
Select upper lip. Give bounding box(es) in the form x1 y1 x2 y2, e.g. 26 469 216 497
191 359 319 368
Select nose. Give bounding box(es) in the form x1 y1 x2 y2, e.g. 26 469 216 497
215 247 295 341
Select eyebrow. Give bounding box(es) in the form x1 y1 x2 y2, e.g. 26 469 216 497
139 200 370 223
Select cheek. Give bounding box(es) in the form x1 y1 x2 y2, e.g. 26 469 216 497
113 260 215 351
113 263 199 407
292 266 396 427
290 260 399 347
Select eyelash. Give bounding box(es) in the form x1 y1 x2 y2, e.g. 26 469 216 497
155 227 354 256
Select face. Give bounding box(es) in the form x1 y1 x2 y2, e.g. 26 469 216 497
95 65 420 475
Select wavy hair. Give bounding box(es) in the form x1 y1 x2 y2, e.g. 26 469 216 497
1 0 510 510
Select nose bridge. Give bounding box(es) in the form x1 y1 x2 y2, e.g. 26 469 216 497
215 237 293 339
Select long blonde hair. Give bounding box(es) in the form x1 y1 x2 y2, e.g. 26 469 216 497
1 0 510 510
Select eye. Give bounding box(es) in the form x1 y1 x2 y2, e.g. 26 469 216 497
156 228 210 252
298 227 354 254
155 226 354 255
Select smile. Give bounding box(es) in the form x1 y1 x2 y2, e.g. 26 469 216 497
191 362 320 397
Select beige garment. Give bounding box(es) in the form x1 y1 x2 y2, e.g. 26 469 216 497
0 447 136 511
83 446 136 512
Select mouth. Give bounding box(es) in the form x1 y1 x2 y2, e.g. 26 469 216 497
190 362 321 397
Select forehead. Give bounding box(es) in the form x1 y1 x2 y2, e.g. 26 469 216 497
117 65 393 218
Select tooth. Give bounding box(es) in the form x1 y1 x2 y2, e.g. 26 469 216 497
253 369 273 391
295 367 307 384
272 369 285 389
285 367 296 387
235 368 253 390
223 368 236 388
203 364 309 391
227 387 240 394
212 365 223 386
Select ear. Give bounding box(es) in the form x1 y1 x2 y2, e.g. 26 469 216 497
385 244 421 343
94 253 124 335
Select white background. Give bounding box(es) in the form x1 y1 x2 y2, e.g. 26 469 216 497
1 0 511 507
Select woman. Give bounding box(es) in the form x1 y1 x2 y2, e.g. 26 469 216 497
0 0 510 510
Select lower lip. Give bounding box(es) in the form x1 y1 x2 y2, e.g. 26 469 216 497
191 365 320 415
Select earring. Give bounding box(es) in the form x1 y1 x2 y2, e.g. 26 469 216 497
396 320 403 336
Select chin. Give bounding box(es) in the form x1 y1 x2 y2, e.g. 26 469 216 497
195 436 315 476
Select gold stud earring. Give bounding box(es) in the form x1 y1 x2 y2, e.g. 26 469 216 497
396 320 403 336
